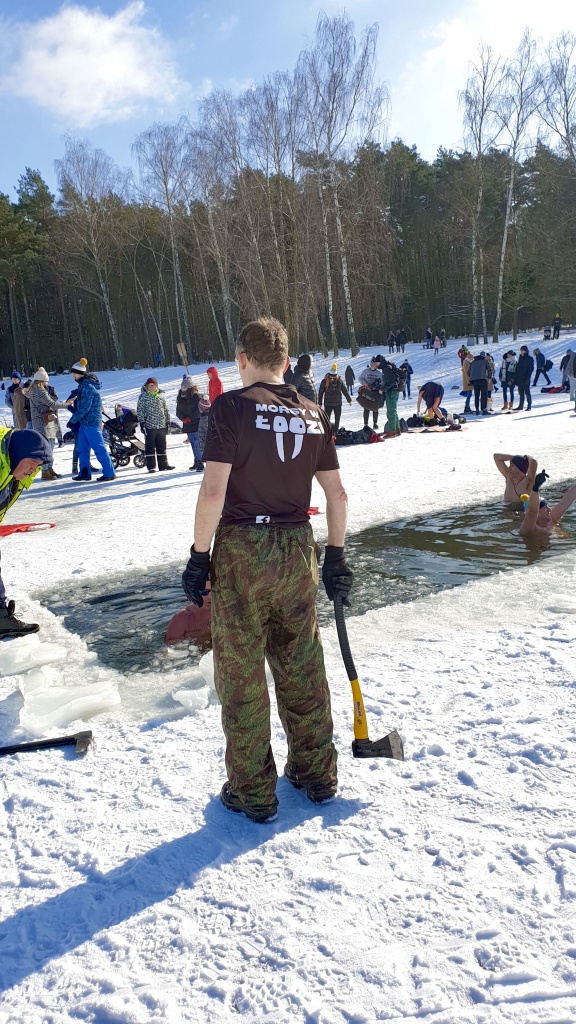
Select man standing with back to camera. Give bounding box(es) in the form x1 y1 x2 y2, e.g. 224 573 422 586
182 317 353 823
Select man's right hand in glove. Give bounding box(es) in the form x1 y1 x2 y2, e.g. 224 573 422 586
322 545 353 606
182 546 211 607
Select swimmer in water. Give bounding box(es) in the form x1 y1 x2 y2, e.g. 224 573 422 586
493 452 530 502
519 458 576 539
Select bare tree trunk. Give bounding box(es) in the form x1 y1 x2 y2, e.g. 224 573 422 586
332 176 357 355
7 280 21 369
493 163 515 344
206 204 234 356
317 177 337 353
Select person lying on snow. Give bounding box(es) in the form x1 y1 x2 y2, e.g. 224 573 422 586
519 458 576 542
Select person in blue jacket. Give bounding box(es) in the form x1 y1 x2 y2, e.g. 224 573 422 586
67 358 116 482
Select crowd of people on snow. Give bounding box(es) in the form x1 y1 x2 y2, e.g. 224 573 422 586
1 319 575 640
2 312 576 829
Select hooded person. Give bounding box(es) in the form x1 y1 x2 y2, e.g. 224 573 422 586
317 363 352 432
207 366 224 404
137 377 174 473
68 358 116 482
176 376 202 470
561 349 576 400
291 354 317 403
196 395 211 472
0 427 52 637
27 367 67 479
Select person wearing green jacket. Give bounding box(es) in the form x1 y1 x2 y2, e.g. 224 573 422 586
0 426 52 638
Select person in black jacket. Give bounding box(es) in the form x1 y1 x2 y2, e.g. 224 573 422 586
318 364 352 432
533 348 551 387
176 376 202 470
400 359 413 398
344 364 355 394
292 354 317 403
514 346 534 411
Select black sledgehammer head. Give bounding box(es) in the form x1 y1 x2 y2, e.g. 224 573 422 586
352 730 404 760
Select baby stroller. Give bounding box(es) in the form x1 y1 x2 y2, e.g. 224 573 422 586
103 410 146 469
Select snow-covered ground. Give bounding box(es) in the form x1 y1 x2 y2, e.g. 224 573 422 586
1 330 576 1023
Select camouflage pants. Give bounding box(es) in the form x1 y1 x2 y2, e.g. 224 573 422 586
211 524 337 807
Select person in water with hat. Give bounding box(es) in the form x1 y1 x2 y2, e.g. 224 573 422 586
68 358 116 482
519 458 576 540
493 452 531 502
0 426 52 638
317 363 352 432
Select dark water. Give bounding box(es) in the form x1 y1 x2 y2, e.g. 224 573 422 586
37 487 576 675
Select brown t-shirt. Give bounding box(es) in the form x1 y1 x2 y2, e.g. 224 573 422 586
203 382 339 526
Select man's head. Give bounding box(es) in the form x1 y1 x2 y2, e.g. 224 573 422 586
71 357 89 381
369 357 380 369
10 372 21 386
520 345 529 355
536 499 552 528
7 429 51 481
236 318 289 376
144 377 158 393
510 455 529 480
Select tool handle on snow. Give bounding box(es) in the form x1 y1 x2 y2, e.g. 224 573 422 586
0 731 93 758
334 595 357 682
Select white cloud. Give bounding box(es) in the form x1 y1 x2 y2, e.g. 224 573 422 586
219 16 239 38
0 1 185 128
387 0 575 158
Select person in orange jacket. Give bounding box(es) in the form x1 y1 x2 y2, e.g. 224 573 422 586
207 366 223 404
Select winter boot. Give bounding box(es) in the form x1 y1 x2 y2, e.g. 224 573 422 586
220 783 278 823
0 601 40 639
196 462 205 472
73 468 92 481
189 460 198 471
284 764 337 804
41 467 60 481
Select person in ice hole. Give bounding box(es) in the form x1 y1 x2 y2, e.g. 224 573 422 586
519 458 576 541
493 453 531 503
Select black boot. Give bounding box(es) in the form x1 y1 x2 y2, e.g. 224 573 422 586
189 460 198 471
0 601 39 639
73 468 92 481
196 462 205 472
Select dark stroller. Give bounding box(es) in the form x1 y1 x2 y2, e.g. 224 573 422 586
103 410 146 469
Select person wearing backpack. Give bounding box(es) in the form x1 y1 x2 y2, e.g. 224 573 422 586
318 364 352 433
375 356 405 435
400 359 413 398
533 348 551 387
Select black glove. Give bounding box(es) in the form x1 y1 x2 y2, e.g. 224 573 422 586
533 469 549 493
182 546 211 607
139 423 146 434
322 546 353 606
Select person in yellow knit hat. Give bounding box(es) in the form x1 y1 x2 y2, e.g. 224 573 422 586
67 359 116 482
0 426 52 638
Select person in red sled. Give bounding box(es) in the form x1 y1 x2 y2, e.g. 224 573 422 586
207 366 223 405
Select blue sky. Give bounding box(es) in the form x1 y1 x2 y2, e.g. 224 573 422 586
0 0 573 198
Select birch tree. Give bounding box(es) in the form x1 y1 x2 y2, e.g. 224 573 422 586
55 137 125 365
491 31 541 344
541 32 576 166
460 46 501 343
297 13 387 356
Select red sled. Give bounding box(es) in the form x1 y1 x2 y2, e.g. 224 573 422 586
0 523 55 537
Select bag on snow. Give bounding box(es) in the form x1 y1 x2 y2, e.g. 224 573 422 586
334 425 375 446
544 359 553 372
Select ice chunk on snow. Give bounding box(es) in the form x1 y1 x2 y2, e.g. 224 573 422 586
172 686 210 712
0 634 67 676
17 665 56 695
19 680 121 737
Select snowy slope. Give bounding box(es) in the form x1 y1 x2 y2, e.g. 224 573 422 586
1 330 576 1023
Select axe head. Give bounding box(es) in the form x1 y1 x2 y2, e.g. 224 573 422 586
74 731 93 755
352 730 404 760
